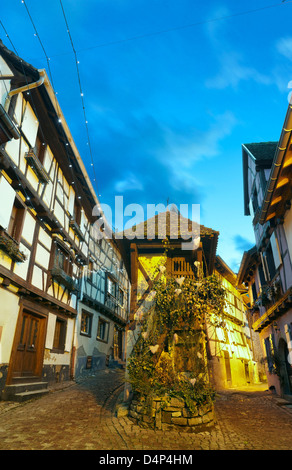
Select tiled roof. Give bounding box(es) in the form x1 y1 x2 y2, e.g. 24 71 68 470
121 210 218 239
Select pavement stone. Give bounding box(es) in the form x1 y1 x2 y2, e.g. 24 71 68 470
0 369 292 451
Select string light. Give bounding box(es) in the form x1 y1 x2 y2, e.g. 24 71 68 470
0 17 127 291
59 0 99 196
20 1 85 210
21 0 109 255
0 21 83 281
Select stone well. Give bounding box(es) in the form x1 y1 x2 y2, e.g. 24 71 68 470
128 394 215 433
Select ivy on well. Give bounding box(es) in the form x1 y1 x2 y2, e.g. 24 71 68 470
127 252 227 410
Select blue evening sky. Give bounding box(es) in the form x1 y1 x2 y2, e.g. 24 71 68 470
1 0 292 272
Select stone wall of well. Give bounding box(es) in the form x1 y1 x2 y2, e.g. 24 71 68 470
128 394 215 432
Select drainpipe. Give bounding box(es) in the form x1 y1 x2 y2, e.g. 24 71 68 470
4 68 46 112
259 104 292 225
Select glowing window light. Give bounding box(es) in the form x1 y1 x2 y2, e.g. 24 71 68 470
271 196 282 206
276 177 289 188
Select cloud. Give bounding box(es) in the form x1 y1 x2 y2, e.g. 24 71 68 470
91 110 206 209
233 234 254 252
204 5 231 47
163 110 237 168
115 172 144 192
92 106 238 218
276 36 292 61
205 51 272 90
82 47 238 214
273 36 292 94
204 6 271 90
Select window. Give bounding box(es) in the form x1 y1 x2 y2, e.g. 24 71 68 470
264 334 275 373
54 243 73 276
25 135 49 184
97 318 109 342
252 186 259 213
265 244 276 281
69 200 84 240
51 241 76 291
73 199 81 226
118 287 124 306
234 296 241 310
258 264 266 287
52 318 66 352
251 282 257 303
34 129 46 165
107 276 117 297
80 310 92 336
270 232 282 270
7 198 25 243
87 260 93 283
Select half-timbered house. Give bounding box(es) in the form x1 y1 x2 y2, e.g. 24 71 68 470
240 109 292 396
213 256 259 388
0 40 101 400
75 229 130 377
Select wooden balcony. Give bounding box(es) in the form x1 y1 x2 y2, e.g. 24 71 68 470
252 286 292 332
69 217 85 241
170 256 195 279
105 292 126 322
0 231 26 263
51 266 79 293
25 149 50 184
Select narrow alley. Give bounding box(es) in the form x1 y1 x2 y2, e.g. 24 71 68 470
0 369 292 451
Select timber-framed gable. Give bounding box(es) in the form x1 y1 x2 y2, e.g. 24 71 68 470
0 39 103 397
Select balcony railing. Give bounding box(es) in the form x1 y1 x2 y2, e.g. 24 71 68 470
171 257 195 279
252 285 292 332
256 278 282 309
105 292 126 321
51 266 79 292
25 148 50 184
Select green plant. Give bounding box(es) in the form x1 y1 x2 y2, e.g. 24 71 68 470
127 261 227 408
0 235 26 262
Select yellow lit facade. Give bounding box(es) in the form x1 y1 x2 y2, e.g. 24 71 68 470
208 257 260 389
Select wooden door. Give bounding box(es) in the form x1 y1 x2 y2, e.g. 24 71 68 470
12 311 46 379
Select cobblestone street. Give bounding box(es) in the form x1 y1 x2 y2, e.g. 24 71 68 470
0 369 292 451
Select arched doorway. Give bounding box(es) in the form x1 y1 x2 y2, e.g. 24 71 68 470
278 338 292 396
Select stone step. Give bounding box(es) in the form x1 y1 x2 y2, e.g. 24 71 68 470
108 359 126 369
2 381 48 402
12 375 42 384
13 389 49 402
